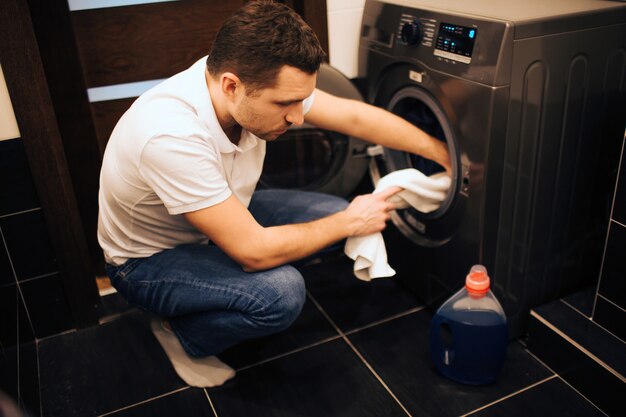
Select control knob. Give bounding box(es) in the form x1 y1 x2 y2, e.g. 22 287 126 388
401 20 422 46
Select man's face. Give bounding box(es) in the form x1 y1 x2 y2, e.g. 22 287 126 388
232 65 317 141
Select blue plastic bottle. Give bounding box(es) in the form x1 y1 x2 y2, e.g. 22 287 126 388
429 265 508 385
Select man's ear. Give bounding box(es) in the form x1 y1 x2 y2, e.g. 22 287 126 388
220 72 241 102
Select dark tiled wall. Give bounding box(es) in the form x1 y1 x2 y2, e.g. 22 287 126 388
0 138 76 415
594 136 626 342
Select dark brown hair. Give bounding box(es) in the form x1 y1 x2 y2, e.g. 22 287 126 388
206 0 325 94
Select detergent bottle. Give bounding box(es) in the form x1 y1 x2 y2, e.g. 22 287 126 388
429 264 508 385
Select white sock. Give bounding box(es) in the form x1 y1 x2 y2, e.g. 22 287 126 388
150 318 235 388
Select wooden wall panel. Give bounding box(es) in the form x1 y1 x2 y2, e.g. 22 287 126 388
27 0 104 278
71 0 245 87
0 0 98 327
90 98 136 153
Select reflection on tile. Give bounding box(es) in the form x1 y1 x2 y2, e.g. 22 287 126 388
0 284 34 348
20 274 74 338
96 292 134 321
0 284 17 347
349 310 553 417
0 239 14 287
527 313 624 417
612 145 626 225
302 255 423 332
39 312 185 417
562 287 595 318
0 345 18 402
105 388 215 417
468 377 606 417
593 296 626 342
598 222 626 308
0 139 40 217
219 297 338 370
209 339 407 417
18 341 39 416
0 210 57 281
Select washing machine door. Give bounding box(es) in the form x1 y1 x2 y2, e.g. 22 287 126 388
259 64 370 197
370 68 467 247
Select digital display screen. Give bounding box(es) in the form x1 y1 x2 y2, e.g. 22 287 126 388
434 22 477 63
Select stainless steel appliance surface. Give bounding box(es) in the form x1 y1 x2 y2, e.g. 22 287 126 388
358 0 626 336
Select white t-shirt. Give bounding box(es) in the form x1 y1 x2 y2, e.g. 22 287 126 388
98 57 314 266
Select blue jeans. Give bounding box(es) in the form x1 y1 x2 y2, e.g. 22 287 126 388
105 189 348 357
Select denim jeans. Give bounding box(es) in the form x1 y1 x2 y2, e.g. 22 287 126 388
105 189 348 357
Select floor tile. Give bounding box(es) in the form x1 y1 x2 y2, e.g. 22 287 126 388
103 388 215 417
467 377 606 417
219 296 338 370
39 312 185 417
208 338 407 417
348 310 553 417
302 255 423 332
527 312 624 417
533 300 625 375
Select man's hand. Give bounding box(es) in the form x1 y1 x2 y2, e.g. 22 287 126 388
343 186 402 237
306 90 453 175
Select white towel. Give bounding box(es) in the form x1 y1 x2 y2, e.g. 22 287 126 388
344 169 451 281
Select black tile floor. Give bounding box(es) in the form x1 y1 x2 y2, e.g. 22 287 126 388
38 256 607 417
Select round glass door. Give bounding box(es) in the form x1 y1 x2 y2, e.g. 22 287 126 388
370 86 460 246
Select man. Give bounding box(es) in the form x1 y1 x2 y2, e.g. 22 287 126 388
98 0 450 388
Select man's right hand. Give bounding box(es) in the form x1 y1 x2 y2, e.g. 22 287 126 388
342 186 402 237
184 187 402 271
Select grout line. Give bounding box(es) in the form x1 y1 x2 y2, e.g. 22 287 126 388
343 305 426 336
524 348 558 375
203 389 219 417
530 311 626 383
459 375 557 417
560 298 593 320
553 376 610 417
306 291 413 417
16 271 60 284
596 293 626 313
0 207 41 219
561 295 626 344
0 226 38 340
234 334 343 372
585 294 626 344
97 386 190 417
525 350 610 417
36 339 43 417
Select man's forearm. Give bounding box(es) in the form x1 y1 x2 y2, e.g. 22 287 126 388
244 210 351 271
350 102 451 172
238 187 400 272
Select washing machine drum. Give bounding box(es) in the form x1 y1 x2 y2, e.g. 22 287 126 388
259 64 369 197
370 86 461 247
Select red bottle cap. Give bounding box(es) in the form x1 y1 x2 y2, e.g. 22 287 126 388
465 264 490 295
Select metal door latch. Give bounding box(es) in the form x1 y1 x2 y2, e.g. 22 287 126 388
352 145 384 158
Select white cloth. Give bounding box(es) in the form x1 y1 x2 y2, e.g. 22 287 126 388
344 169 451 281
98 56 314 265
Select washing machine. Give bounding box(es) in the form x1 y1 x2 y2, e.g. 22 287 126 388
356 0 626 337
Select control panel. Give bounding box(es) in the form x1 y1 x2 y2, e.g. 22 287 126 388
360 0 512 85
398 13 478 64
